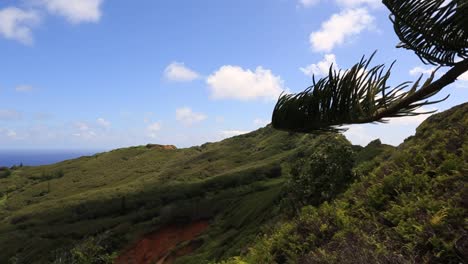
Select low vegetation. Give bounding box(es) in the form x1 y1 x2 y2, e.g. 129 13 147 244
0 104 465 264
220 103 468 264
0 124 346 263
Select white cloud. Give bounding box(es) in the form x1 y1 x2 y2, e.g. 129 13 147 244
299 0 381 8
300 54 338 77
164 62 200 82
254 118 269 127
335 0 381 8
409 66 467 88
0 128 18 139
344 106 436 146
72 122 96 139
176 107 207 126
6 129 17 138
96 118 111 128
409 66 436 76
15 85 34 92
72 131 96 138
343 125 375 146
206 65 285 101
147 122 161 139
0 109 22 121
459 71 468 81
221 130 250 139
386 107 435 126
39 0 104 24
298 0 321 7
75 122 89 131
310 8 375 52
0 7 40 45
0 1 103 45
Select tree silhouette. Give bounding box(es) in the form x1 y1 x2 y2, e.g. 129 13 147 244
272 0 468 133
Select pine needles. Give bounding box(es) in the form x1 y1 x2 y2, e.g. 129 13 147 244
383 0 468 66
272 53 452 133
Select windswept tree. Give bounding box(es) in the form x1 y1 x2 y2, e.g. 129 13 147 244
272 0 468 133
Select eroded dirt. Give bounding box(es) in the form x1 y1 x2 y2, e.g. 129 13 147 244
114 220 209 264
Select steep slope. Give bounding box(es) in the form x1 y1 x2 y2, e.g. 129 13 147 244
0 126 351 263
224 103 467 263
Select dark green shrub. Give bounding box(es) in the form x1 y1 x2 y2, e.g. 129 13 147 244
285 142 355 208
0 167 11 179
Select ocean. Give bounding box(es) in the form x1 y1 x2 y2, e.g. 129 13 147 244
0 150 102 167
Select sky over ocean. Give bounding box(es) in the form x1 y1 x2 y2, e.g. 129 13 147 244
0 150 102 167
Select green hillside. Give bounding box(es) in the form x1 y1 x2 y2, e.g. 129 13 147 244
1 103 466 264
221 103 468 263
0 125 353 263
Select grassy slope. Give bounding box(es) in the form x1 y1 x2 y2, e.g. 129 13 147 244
0 126 351 263
224 103 468 264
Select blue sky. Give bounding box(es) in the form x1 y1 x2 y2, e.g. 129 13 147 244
0 0 467 150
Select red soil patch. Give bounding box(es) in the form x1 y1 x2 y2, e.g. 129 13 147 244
156 239 203 264
146 144 177 150
114 220 208 264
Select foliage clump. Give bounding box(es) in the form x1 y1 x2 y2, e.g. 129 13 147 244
0 167 12 179
51 233 118 264
284 141 355 209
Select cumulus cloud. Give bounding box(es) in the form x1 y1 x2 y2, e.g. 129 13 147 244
300 54 338 77
221 130 250 139
72 122 97 139
343 125 375 146
206 65 285 101
39 0 104 24
0 0 104 44
0 128 18 139
298 0 321 7
0 109 22 121
75 122 89 131
299 0 381 8
96 118 111 128
6 129 17 138
335 0 381 8
0 7 40 45
254 118 269 127
386 107 435 126
309 8 375 52
459 71 468 81
15 85 34 92
409 66 467 87
164 62 200 82
409 66 436 76
343 106 436 146
176 107 207 126
147 122 161 139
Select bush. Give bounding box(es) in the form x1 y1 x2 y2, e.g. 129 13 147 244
51 233 118 264
285 142 355 208
0 167 12 179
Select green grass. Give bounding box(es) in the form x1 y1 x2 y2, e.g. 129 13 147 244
222 102 468 264
0 125 348 263
0 194 6 208
4 102 463 264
